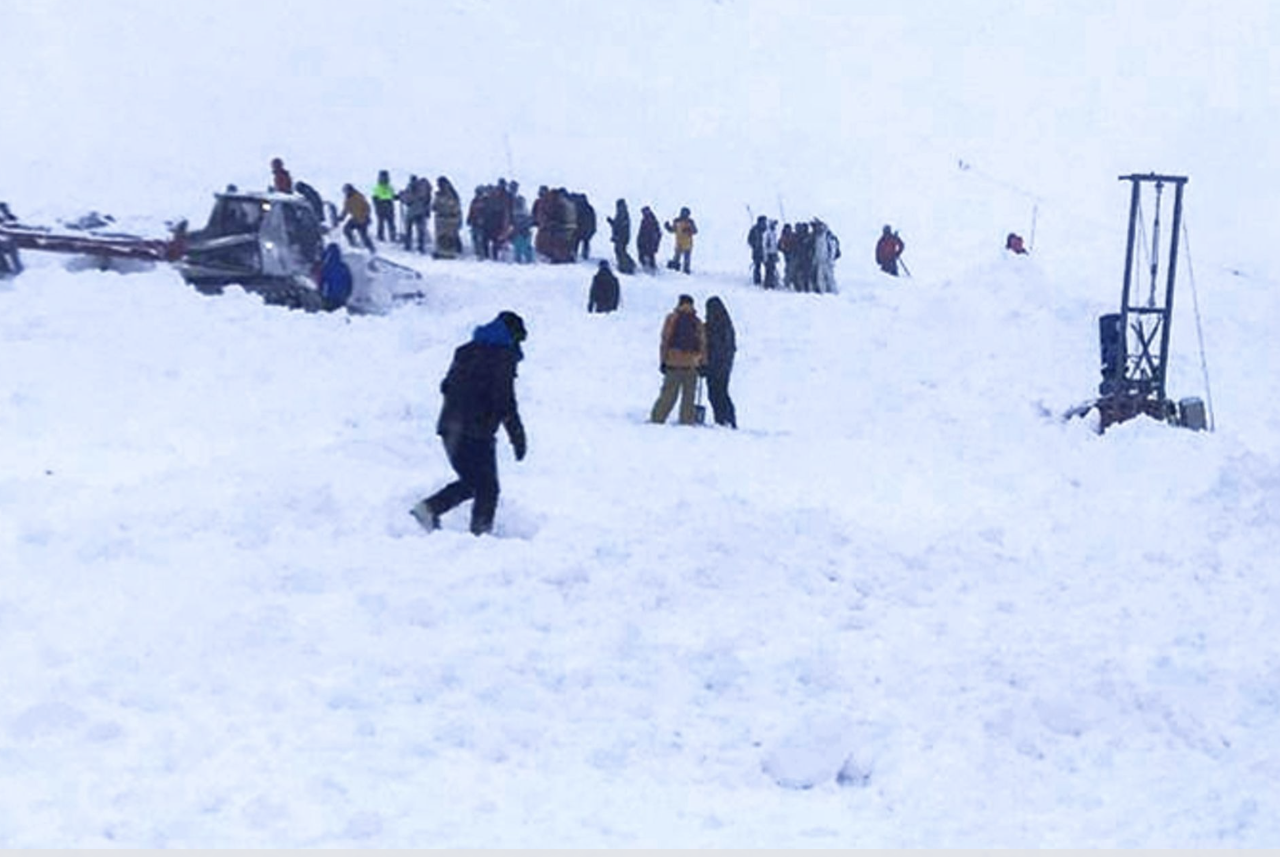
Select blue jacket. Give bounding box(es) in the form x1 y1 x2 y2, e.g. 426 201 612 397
319 243 352 309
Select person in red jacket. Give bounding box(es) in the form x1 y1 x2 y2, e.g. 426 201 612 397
270 158 293 194
875 224 904 276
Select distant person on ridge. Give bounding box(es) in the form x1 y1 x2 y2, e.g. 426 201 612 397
813 219 841 294
270 158 293 194
649 294 707 425
411 311 529 536
664 206 698 274
607 198 635 274
875 224 905 276
637 205 662 273
762 219 780 289
339 183 376 252
747 215 767 285
1006 232 1028 254
432 176 463 259
371 169 398 243
588 259 620 313
400 175 433 254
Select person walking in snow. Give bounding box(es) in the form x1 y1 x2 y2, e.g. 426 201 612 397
637 205 662 274
371 169 398 243
649 294 707 425
339 183 376 252
875 224 904 276
702 296 737 428
588 259 620 313
664 206 698 274
411 311 529 536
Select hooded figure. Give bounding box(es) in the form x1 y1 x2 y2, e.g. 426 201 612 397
637 206 662 273
607 198 635 273
318 243 353 311
411 311 529 536
702 296 737 428
588 260 620 313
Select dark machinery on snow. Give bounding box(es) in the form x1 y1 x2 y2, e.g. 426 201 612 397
1070 173 1208 433
173 189 327 309
0 190 421 312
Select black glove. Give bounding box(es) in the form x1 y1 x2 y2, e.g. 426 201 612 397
510 425 527 461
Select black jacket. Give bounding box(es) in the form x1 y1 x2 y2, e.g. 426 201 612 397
588 268 620 313
436 319 525 453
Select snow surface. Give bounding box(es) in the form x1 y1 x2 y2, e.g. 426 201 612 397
3 0 1280 847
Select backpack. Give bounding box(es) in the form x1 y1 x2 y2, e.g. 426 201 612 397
669 312 699 351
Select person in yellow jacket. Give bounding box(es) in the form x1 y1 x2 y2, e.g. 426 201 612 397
649 294 707 425
664 206 698 274
371 169 398 243
340 183 376 252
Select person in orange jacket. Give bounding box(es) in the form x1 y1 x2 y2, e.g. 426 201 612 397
664 206 698 274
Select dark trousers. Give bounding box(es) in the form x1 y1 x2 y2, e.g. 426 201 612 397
403 215 428 253
639 248 657 272
879 259 899 276
344 220 375 252
705 362 736 428
424 432 500 535
751 254 763 285
374 199 397 242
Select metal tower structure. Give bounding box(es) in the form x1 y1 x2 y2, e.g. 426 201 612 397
1095 172 1197 430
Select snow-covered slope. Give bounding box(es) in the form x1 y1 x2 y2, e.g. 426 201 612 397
3 0 1280 847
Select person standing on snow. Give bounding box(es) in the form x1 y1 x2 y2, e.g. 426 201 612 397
762 219 780 290
339 183 376 252
400 175 433 254
637 205 662 273
607 198 634 274
371 170 398 243
411 311 529 536
875 224 905 276
702 296 737 428
649 294 707 425
664 206 698 274
432 176 463 259
270 157 293 194
813 219 841 294
747 215 767 285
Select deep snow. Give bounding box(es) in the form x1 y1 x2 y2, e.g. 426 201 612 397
3 0 1280 847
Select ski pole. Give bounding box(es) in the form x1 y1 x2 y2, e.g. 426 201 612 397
899 258 912 278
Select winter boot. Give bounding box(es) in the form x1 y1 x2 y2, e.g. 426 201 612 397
409 499 440 531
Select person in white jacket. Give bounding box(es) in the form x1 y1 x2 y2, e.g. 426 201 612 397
762 219 780 289
812 219 841 294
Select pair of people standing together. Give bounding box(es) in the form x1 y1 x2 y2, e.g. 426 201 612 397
649 294 737 429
